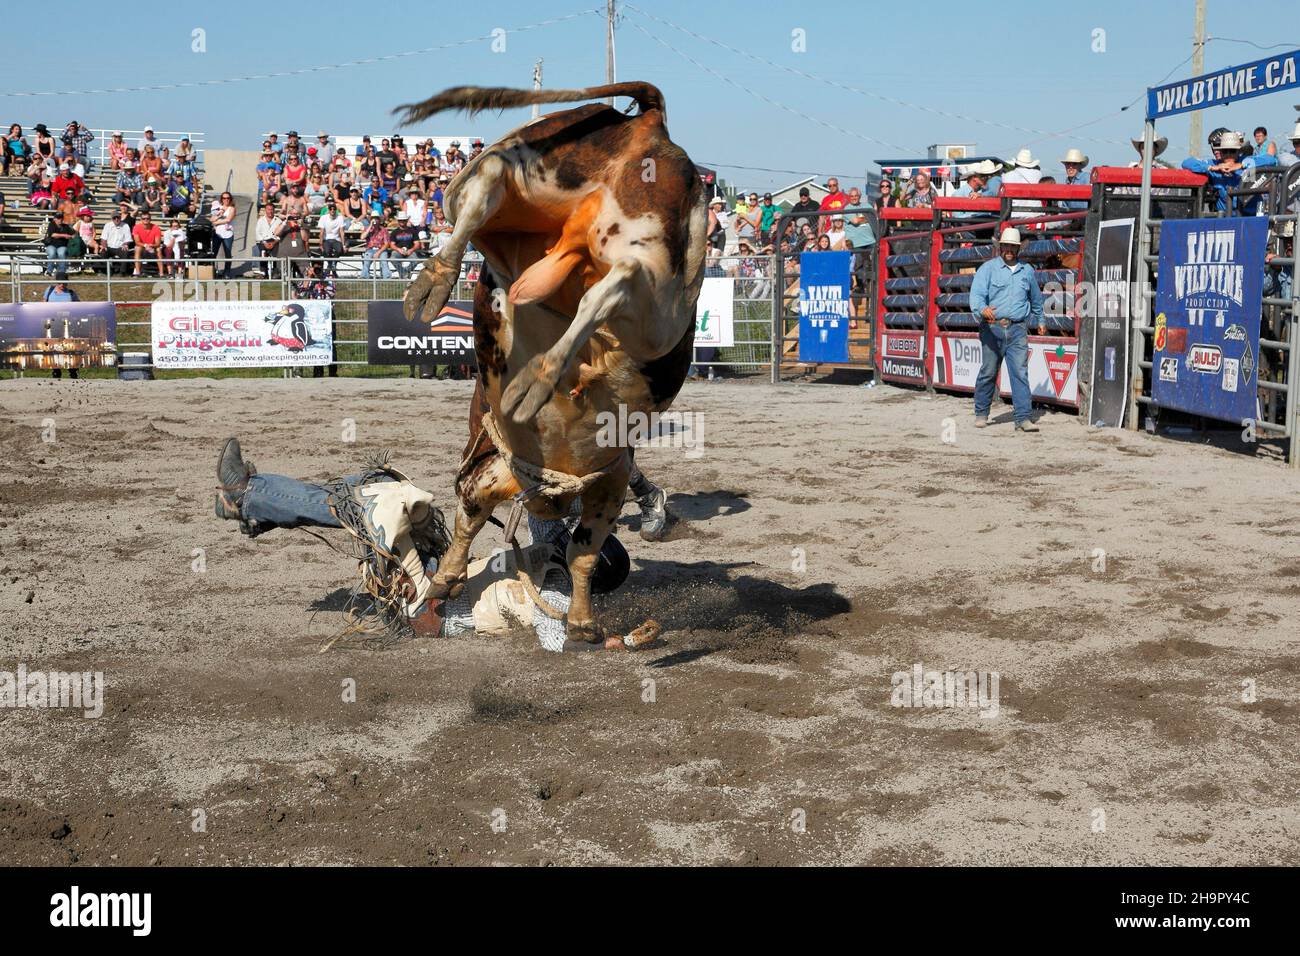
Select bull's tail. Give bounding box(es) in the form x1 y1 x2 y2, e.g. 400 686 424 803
392 82 664 127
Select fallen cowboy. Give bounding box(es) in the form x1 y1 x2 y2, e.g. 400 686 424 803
214 438 665 652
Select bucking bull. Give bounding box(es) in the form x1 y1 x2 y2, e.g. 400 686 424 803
389 81 707 645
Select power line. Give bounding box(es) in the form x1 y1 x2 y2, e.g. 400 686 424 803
627 20 911 152
1 10 602 98
622 2 1130 148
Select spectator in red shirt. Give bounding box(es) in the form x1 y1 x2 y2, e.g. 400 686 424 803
132 210 163 276
52 165 87 201
818 177 850 231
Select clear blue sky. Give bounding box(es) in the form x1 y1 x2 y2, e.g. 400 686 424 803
5 0 1298 190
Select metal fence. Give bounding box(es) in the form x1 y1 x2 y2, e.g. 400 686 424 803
6 251 777 375
14 126 207 170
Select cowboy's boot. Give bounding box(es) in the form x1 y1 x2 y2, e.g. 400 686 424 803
636 485 671 542
215 437 255 522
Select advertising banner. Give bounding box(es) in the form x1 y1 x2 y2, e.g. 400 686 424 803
152 300 333 368
877 329 926 383
1152 218 1267 424
367 300 475 365
694 277 735 348
931 333 1080 405
1086 217 1135 427
798 251 851 363
0 302 117 371
1147 50 1300 120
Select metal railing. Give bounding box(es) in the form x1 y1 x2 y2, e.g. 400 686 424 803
13 126 207 170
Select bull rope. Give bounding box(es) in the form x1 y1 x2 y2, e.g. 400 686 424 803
462 410 628 623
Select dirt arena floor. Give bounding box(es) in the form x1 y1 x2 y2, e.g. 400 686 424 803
3 375 1300 866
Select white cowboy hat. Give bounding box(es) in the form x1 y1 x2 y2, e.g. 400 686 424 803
998 227 1023 246
1131 135 1169 158
1217 131 1245 150
1290 121 1300 141
1060 148 1089 167
1012 148 1040 169
963 159 1000 179
709 196 726 206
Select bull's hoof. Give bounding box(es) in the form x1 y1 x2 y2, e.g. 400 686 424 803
501 353 561 424
566 618 608 645
403 261 457 325
429 571 467 600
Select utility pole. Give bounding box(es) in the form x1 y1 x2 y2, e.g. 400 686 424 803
606 0 617 105
531 58 544 119
1188 0 1206 158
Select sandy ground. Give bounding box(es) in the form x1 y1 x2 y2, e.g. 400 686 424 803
2 375 1299 866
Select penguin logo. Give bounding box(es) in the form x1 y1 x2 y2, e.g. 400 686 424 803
264 303 314 352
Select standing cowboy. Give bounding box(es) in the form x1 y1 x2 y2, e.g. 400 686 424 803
971 227 1041 432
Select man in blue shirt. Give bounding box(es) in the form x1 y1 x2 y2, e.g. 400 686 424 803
1060 148 1090 210
1182 130 1278 213
970 227 1042 432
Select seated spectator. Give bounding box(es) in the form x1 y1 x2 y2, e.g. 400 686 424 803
1254 127 1278 159
819 177 850 228
255 204 287 277
33 124 57 162
4 124 31 176
138 145 163 183
166 172 194 216
426 204 452 252
137 126 163 155
131 210 164 276
283 152 308 193
825 215 847 250
162 214 187 277
342 187 366 227
279 183 308 221
52 164 87 201
305 172 329 214
139 177 166 217
364 180 389 216
876 178 899 209
61 121 94 165
331 167 355 209
360 216 392 279
386 211 423 278
168 151 196 185
76 207 100 259
30 167 55 209
402 185 427 227
330 147 352 177
100 209 134 275
265 132 281 155
175 137 196 165
44 212 76 279
443 141 466 176
107 131 129 170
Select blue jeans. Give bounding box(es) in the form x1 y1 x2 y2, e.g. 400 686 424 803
46 244 68 278
974 320 1032 423
361 247 390 279
240 473 342 533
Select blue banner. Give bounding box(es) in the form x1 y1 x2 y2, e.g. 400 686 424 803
798 251 851 363
1152 218 1267 424
1147 50 1299 119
